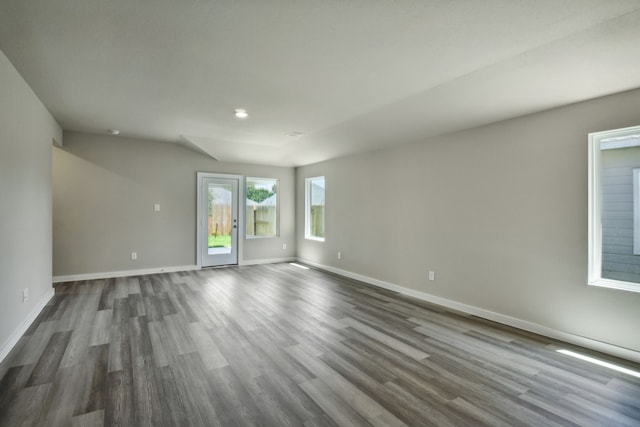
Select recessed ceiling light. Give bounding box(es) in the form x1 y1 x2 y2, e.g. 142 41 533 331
109 129 120 135
234 108 248 119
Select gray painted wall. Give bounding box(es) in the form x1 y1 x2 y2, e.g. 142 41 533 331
296 88 640 353
601 146 640 283
53 132 296 276
0 50 62 353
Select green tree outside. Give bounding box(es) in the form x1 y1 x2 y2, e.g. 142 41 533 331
246 184 276 203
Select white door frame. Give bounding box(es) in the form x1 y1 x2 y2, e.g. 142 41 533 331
196 172 245 268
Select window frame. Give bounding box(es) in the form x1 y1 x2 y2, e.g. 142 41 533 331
634 168 640 256
305 176 325 242
245 177 279 239
588 125 640 293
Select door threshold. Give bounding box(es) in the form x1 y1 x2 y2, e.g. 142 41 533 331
201 264 238 269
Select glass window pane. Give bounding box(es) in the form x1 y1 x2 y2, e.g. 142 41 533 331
599 140 640 283
306 176 325 240
246 177 278 238
589 126 640 292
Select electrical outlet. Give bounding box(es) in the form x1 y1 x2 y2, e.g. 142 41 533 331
154 203 160 212
283 243 287 250
23 288 28 302
131 252 137 260
337 251 342 260
428 271 435 281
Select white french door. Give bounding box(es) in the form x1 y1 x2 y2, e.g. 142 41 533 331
197 173 241 267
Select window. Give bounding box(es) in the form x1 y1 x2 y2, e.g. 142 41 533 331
588 125 640 292
634 168 640 255
305 176 325 241
246 177 278 238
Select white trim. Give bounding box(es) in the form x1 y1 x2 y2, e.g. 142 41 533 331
197 172 245 268
588 125 640 293
634 168 640 255
245 176 280 238
304 176 325 241
53 259 294 282
239 257 296 266
600 138 640 150
587 131 601 286
589 278 640 294
0 287 55 363
52 265 198 283
298 258 640 364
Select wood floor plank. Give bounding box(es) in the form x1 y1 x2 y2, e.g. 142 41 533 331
299 378 372 427
57 293 100 333
111 298 129 324
147 321 171 368
59 323 93 369
11 320 60 366
286 344 400 424
97 279 115 311
317 349 416 426
156 365 191 426
89 309 113 347
0 366 25 418
187 321 228 370
0 383 52 427
26 330 72 386
343 317 429 361
72 409 104 427
1 263 639 426
205 365 262 427
210 322 271 380
107 323 130 373
126 293 146 318
247 373 313 426
171 352 223 426
104 368 134 427
162 314 197 356
126 276 141 295
73 344 109 416
113 278 128 299
37 365 89 427
0 364 40 423
447 397 514 427
130 362 166 426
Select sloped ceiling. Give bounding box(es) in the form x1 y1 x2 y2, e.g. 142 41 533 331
1 0 640 166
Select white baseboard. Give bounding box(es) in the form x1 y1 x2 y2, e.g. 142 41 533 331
0 287 55 364
52 258 295 283
240 257 296 266
298 258 640 364
52 265 199 283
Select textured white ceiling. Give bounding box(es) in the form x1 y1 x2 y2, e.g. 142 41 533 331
1 0 640 166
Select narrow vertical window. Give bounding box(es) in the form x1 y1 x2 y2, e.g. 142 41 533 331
305 176 325 241
589 125 640 292
246 177 278 238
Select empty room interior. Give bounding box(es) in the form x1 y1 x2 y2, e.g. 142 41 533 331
2 1 640 426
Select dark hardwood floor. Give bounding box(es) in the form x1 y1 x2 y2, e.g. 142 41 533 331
1 263 639 426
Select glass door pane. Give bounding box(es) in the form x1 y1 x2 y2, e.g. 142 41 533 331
201 176 238 267
208 183 233 255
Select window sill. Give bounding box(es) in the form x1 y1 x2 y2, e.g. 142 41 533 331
588 278 640 294
305 236 325 242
